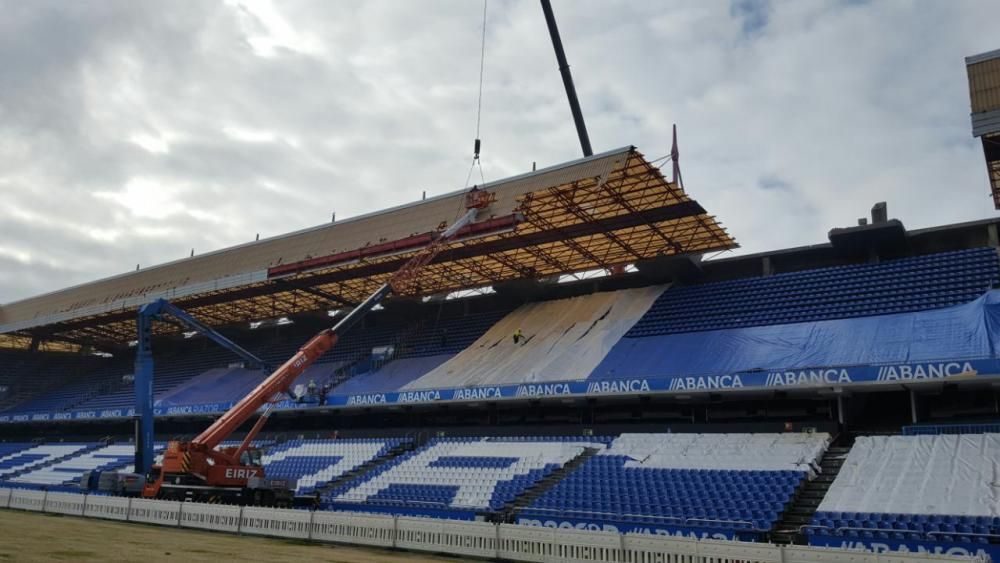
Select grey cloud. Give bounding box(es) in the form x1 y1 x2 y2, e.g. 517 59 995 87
0 0 999 304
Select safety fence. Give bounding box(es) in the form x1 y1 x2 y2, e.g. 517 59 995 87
0 488 982 563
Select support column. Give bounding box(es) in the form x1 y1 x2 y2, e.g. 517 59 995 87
133 312 154 475
837 394 845 430
909 389 919 424
762 256 774 277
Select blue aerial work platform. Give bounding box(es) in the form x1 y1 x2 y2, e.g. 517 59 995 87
133 299 270 474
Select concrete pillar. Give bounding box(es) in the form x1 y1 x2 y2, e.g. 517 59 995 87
909 390 919 424
988 223 999 248
762 256 774 277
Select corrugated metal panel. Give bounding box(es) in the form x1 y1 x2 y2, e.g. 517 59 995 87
967 57 1000 114
972 109 1000 137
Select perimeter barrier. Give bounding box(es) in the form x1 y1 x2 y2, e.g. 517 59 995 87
0 488 983 563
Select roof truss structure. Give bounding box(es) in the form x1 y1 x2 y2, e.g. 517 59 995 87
7 148 735 348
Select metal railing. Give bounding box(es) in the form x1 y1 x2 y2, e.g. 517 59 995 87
0 488 983 563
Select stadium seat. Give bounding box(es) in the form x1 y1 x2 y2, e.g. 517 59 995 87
519 433 829 536
260 438 409 495
626 247 1000 337
808 433 1000 547
329 436 609 514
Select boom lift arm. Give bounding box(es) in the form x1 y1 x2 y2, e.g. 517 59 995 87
142 188 493 501
133 299 272 474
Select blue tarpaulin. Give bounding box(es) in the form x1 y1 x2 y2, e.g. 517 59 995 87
589 291 1000 380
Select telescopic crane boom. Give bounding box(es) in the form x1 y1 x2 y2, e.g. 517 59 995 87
141 189 492 504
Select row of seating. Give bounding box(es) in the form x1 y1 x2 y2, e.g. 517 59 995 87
0 302 514 415
0 444 94 479
521 433 829 533
809 433 1000 548
10 444 136 485
402 310 509 358
2 429 996 555
329 437 601 513
627 248 999 336
260 438 408 495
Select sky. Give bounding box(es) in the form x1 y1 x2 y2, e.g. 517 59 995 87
0 0 998 304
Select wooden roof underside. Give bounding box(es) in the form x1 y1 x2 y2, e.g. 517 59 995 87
2 147 735 349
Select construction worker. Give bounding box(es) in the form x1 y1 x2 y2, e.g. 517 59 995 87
512 328 524 345
307 378 317 399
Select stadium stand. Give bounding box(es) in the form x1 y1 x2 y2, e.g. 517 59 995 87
329 436 609 518
156 363 345 408
808 434 1000 554
397 310 510 358
0 350 104 412
402 287 663 390
591 281 1000 382
260 438 409 495
0 443 32 454
517 433 829 540
7 141 1000 561
77 350 240 411
627 247 1000 336
0 443 33 462
0 443 95 480
9 444 135 486
2 247 998 417
0 303 510 414
330 354 454 395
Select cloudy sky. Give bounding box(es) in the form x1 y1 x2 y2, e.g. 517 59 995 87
0 0 997 303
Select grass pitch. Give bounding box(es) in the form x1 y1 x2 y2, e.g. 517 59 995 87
0 509 459 562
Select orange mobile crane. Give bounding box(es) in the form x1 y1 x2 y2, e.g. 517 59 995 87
141 189 493 505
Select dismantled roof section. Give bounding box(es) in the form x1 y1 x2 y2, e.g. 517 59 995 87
0 146 735 348
967 49 1000 208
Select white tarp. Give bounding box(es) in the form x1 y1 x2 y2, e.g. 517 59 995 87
609 432 830 473
819 433 1000 516
403 286 664 389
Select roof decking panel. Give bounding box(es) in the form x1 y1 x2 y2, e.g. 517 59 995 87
968 54 1000 116
0 147 736 345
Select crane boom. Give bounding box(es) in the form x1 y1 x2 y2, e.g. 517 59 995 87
142 189 492 503
192 203 483 451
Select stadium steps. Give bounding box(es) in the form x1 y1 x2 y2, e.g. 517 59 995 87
309 440 416 499
498 447 601 522
770 445 851 545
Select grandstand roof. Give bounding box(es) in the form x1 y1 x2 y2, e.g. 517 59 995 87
966 48 1000 208
0 146 735 348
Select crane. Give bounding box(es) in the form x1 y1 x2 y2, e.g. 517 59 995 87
132 298 274 476
140 188 494 505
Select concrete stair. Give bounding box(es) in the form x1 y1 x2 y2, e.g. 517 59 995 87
770 445 851 545
496 447 601 522
310 440 415 499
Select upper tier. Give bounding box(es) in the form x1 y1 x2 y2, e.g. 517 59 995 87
628 247 999 336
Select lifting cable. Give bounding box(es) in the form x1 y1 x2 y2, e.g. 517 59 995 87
464 0 488 189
